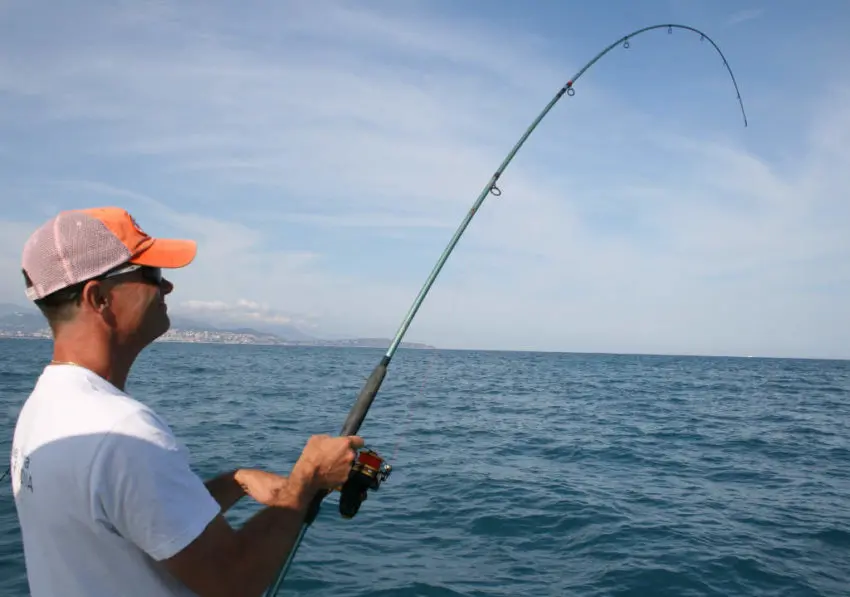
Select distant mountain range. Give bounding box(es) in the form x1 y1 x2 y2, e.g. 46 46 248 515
0 302 436 350
0 304 47 334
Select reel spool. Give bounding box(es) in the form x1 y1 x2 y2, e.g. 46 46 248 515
339 448 392 519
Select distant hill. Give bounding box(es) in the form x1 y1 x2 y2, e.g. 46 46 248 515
0 302 35 317
0 310 46 334
165 315 318 343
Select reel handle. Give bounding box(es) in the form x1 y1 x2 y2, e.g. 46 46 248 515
338 448 392 519
301 448 392 524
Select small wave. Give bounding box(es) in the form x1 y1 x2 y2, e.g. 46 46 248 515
706 468 771 483
355 582 471 597
0 371 31 381
469 510 600 539
812 527 850 547
597 565 717 597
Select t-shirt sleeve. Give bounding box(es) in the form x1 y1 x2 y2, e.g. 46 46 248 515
89 407 222 561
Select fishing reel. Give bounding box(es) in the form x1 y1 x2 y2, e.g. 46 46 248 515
338 448 392 519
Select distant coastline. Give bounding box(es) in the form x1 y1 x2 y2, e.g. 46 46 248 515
2 306 847 361
0 302 437 350
0 328 436 350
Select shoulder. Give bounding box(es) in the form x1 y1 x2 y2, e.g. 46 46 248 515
91 400 191 485
13 365 168 457
28 365 152 425
109 403 181 450
67 371 194 489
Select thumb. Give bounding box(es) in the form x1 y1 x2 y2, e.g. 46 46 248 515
346 435 365 450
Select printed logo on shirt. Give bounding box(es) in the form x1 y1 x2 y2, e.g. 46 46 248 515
10 447 34 493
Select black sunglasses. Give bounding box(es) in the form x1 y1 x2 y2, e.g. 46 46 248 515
35 264 164 307
100 263 163 285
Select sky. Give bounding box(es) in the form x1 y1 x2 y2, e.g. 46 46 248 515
0 0 849 359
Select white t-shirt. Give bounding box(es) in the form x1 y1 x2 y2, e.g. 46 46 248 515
10 364 221 597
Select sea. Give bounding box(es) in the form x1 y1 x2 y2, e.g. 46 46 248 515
1 337 848 596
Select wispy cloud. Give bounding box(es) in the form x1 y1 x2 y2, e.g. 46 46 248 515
727 8 765 26
1 1 848 358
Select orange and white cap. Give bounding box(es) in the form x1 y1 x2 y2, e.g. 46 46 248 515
21 207 197 301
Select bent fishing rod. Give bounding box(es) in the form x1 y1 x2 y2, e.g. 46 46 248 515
264 22 747 596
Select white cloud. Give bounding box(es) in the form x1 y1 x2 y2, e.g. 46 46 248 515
174 299 307 329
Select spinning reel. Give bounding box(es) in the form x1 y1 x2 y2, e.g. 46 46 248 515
338 448 392 519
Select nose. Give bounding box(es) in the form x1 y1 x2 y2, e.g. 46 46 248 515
160 277 174 295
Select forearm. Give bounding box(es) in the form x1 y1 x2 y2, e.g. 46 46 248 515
204 470 246 513
229 503 312 596
165 435 360 597
226 474 318 596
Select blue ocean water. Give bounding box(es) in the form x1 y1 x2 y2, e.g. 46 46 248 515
1 337 849 596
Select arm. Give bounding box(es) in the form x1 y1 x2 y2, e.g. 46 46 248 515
163 433 361 597
163 464 318 597
206 468 302 514
204 469 245 513
93 412 358 597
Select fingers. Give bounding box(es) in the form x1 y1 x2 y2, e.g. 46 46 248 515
297 434 371 490
307 434 363 448
340 435 364 466
344 436 364 464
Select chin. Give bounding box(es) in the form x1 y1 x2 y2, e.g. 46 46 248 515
143 313 171 344
156 314 171 337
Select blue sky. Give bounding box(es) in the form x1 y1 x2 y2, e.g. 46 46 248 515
1 0 849 359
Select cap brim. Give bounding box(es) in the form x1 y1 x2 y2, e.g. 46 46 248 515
130 238 197 269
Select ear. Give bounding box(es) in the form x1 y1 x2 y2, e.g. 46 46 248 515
80 280 110 313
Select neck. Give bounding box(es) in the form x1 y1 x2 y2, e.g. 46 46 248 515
51 326 138 391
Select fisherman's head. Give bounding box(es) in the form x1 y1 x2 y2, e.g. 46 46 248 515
20 207 196 350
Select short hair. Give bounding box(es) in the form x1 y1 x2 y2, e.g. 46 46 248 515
24 270 84 326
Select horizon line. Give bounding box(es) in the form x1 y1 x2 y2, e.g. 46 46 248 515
1 336 847 363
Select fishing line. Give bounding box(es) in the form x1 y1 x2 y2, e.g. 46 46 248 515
388 348 440 464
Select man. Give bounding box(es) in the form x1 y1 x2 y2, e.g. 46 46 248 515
10 206 363 597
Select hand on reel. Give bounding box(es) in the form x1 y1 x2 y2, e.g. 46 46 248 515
338 448 392 519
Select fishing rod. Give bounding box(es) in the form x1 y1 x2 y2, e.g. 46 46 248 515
264 22 747 596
